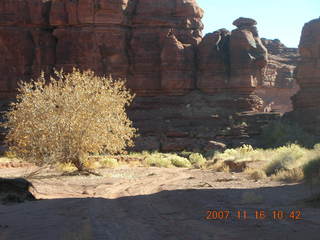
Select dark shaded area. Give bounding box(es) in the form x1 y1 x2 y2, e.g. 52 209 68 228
0 178 36 204
0 183 319 240
258 119 319 149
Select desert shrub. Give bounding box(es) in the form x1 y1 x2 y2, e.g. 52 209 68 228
188 153 206 168
2 69 136 171
213 144 265 163
144 153 191 168
205 160 230 172
260 120 316 148
303 157 320 184
264 144 310 175
271 168 304 183
178 151 193 158
99 158 118 168
145 154 172 168
170 155 191 168
244 168 267 181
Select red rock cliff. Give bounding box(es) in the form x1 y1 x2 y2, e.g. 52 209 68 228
0 1 270 101
0 1 278 151
0 0 204 98
287 17 320 134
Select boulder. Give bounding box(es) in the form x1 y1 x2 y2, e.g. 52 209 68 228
233 17 257 28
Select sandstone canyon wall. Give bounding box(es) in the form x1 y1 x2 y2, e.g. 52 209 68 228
0 0 282 151
287 17 320 135
0 0 204 97
256 39 300 113
0 1 268 102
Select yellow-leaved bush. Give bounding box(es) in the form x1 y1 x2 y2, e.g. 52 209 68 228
3 69 136 171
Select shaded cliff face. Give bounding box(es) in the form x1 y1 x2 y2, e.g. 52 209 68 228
287 17 320 135
0 0 54 99
293 18 320 110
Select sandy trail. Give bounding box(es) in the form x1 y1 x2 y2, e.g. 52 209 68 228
0 166 320 240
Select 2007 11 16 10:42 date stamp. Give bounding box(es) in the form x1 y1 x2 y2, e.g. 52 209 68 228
205 209 303 220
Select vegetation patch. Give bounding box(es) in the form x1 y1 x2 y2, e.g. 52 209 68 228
270 168 304 183
244 168 267 181
260 120 316 148
2 69 136 172
188 153 206 168
303 157 320 185
264 144 310 175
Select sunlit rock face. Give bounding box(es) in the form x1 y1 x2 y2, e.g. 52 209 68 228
255 38 300 114
0 1 279 151
228 17 268 91
0 1 268 102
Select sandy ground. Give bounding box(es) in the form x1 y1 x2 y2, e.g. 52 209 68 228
0 165 320 240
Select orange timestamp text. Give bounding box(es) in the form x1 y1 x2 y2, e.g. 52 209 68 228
205 209 303 220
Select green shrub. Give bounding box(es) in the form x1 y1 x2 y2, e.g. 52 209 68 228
260 120 316 148
145 154 172 168
178 151 193 158
264 144 310 175
188 153 206 168
213 144 265 162
145 153 191 168
3 69 136 171
170 155 191 168
303 157 320 184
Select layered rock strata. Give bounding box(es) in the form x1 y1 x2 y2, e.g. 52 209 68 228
0 0 55 99
0 0 276 151
0 2 268 101
0 0 204 97
256 39 300 113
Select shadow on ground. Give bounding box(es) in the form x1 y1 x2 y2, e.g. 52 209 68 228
0 183 319 240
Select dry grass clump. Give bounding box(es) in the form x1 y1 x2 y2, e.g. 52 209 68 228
205 160 230 173
170 155 192 168
264 144 310 176
144 153 191 168
145 154 173 168
303 157 320 185
209 143 320 183
213 144 266 163
2 69 136 171
188 153 206 168
244 168 267 181
99 157 119 168
271 168 304 183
